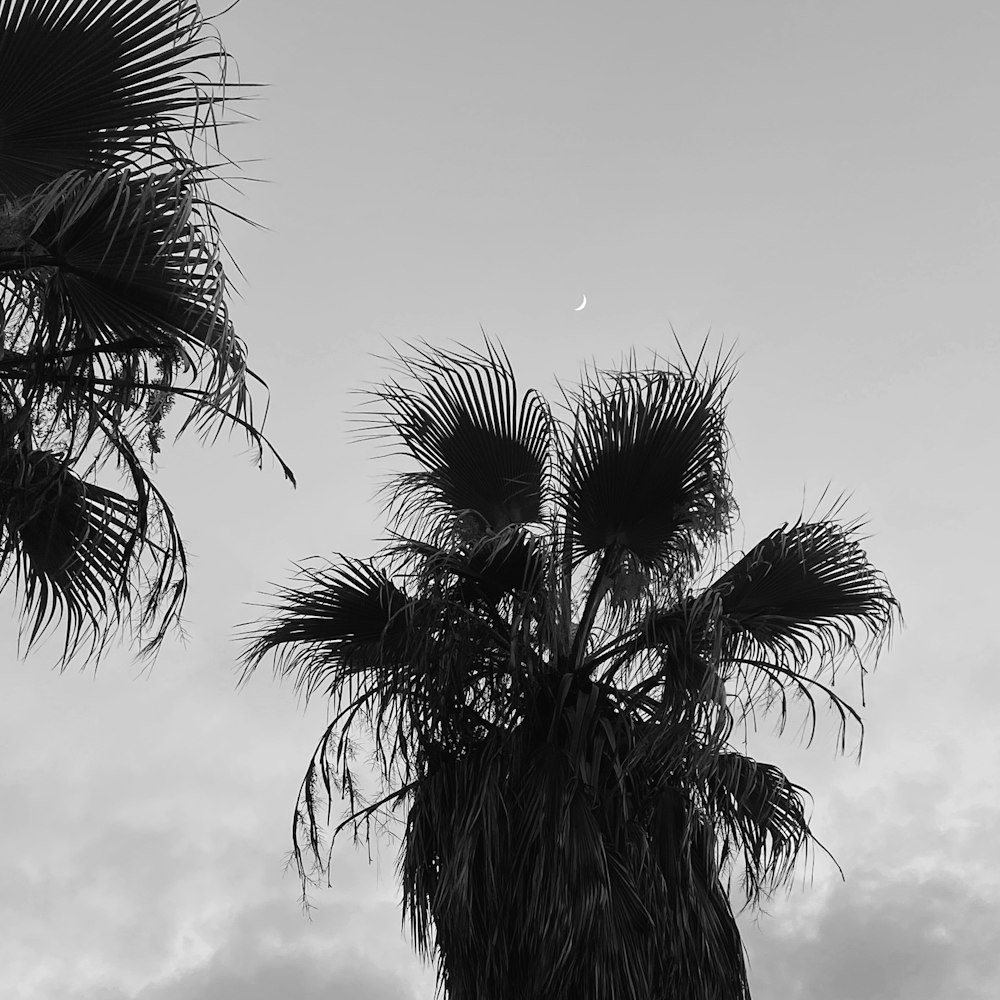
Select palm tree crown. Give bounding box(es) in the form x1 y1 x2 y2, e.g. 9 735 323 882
0 0 291 663
244 340 899 1000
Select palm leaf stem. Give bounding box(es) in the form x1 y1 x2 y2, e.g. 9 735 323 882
332 780 419 841
582 603 687 678
569 544 619 672
548 453 573 648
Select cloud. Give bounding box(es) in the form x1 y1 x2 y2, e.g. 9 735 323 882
738 716 1000 1000
124 895 435 1000
0 656 433 1000
4 635 996 1000
134 957 422 1000
743 868 1000 1000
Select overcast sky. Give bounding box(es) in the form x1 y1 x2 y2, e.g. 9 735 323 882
3 1 999 997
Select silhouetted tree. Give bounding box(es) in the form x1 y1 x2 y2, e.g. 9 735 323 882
0 0 291 662
244 341 898 1000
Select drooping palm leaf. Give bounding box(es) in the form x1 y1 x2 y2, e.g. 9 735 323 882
0 1 290 665
242 558 420 865
244 556 515 883
0 445 182 661
368 341 552 537
0 0 233 199
698 750 816 906
702 518 899 744
0 168 249 427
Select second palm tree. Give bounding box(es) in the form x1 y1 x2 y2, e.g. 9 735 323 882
245 340 898 1000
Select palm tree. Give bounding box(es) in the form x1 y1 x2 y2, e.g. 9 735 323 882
0 0 291 663
243 340 899 1000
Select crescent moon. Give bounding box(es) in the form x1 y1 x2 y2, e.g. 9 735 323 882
574 294 587 311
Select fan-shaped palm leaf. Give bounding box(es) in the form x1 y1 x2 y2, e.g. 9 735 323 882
0 0 233 199
0 445 181 661
368 341 551 537
242 558 414 700
563 350 735 576
243 559 421 862
244 557 513 878
704 518 899 743
711 518 898 666
0 2 290 665
592 515 899 746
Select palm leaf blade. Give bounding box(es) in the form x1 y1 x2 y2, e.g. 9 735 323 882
370 341 551 536
0 447 182 662
1 168 252 434
242 558 412 700
700 751 815 904
711 518 899 666
0 0 229 198
564 352 735 577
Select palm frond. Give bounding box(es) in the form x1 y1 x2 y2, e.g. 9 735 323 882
594 514 898 746
0 168 262 440
367 340 551 538
707 519 900 743
563 350 736 580
0 445 182 663
241 557 413 700
246 556 519 895
388 526 548 612
711 519 898 665
698 751 816 906
0 169 282 468
0 0 235 199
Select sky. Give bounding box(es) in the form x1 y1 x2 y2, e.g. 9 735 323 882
2 0 999 997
